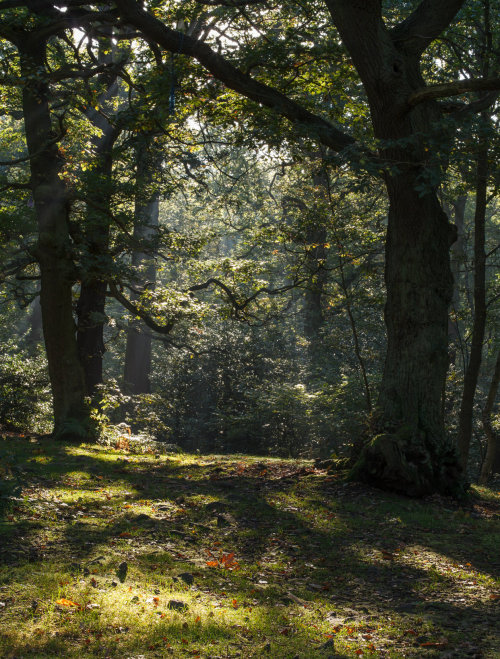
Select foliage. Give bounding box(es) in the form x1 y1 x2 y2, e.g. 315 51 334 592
91 379 172 442
0 341 51 433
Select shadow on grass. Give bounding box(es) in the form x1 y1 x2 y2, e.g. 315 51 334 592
1 437 499 658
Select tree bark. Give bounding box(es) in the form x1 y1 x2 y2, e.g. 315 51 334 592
123 134 160 394
456 138 488 470
303 224 327 346
27 295 43 347
20 40 91 440
479 349 500 484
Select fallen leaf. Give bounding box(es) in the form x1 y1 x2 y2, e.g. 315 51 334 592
56 598 80 608
420 641 448 648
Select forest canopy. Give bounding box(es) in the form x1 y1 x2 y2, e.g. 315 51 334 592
0 0 499 497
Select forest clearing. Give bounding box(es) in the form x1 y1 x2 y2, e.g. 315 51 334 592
0 436 499 658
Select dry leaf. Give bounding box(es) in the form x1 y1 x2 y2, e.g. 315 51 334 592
56 598 80 608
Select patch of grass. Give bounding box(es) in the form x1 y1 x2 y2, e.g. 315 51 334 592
0 436 499 658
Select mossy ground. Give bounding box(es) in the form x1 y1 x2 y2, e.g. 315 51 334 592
0 435 499 658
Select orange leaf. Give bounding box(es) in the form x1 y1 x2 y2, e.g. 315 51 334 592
232 599 238 609
206 561 219 568
56 598 80 608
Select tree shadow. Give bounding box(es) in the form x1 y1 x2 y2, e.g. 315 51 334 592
1 438 498 658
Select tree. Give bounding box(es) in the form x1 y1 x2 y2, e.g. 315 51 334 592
17 33 90 439
123 133 161 394
456 128 489 469
76 28 123 397
479 347 500 483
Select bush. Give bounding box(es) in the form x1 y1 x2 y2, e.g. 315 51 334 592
0 341 51 433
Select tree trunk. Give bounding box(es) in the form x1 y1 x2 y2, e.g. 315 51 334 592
123 135 160 394
325 1 466 495
448 196 467 367
27 295 43 347
303 222 327 346
456 138 488 470
357 175 463 495
76 137 114 396
479 349 500 484
20 41 91 440
76 30 121 397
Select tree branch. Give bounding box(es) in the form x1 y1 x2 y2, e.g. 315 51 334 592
194 0 267 5
391 0 466 55
187 276 303 313
450 91 499 118
0 130 64 166
108 282 175 335
117 0 358 156
407 77 500 108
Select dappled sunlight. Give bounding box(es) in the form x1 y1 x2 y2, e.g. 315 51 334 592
1 438 499 657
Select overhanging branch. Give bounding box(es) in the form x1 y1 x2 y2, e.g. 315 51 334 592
117 0 360 156
108 282 175 335
407 77 500 108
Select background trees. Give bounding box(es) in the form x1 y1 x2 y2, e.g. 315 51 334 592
0 0 499 495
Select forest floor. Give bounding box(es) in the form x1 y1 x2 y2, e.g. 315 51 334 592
0 435 499 659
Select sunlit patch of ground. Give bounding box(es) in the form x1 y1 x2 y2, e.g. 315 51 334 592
0 436 499 658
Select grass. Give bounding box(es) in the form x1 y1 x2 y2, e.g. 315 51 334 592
0 435 499 658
